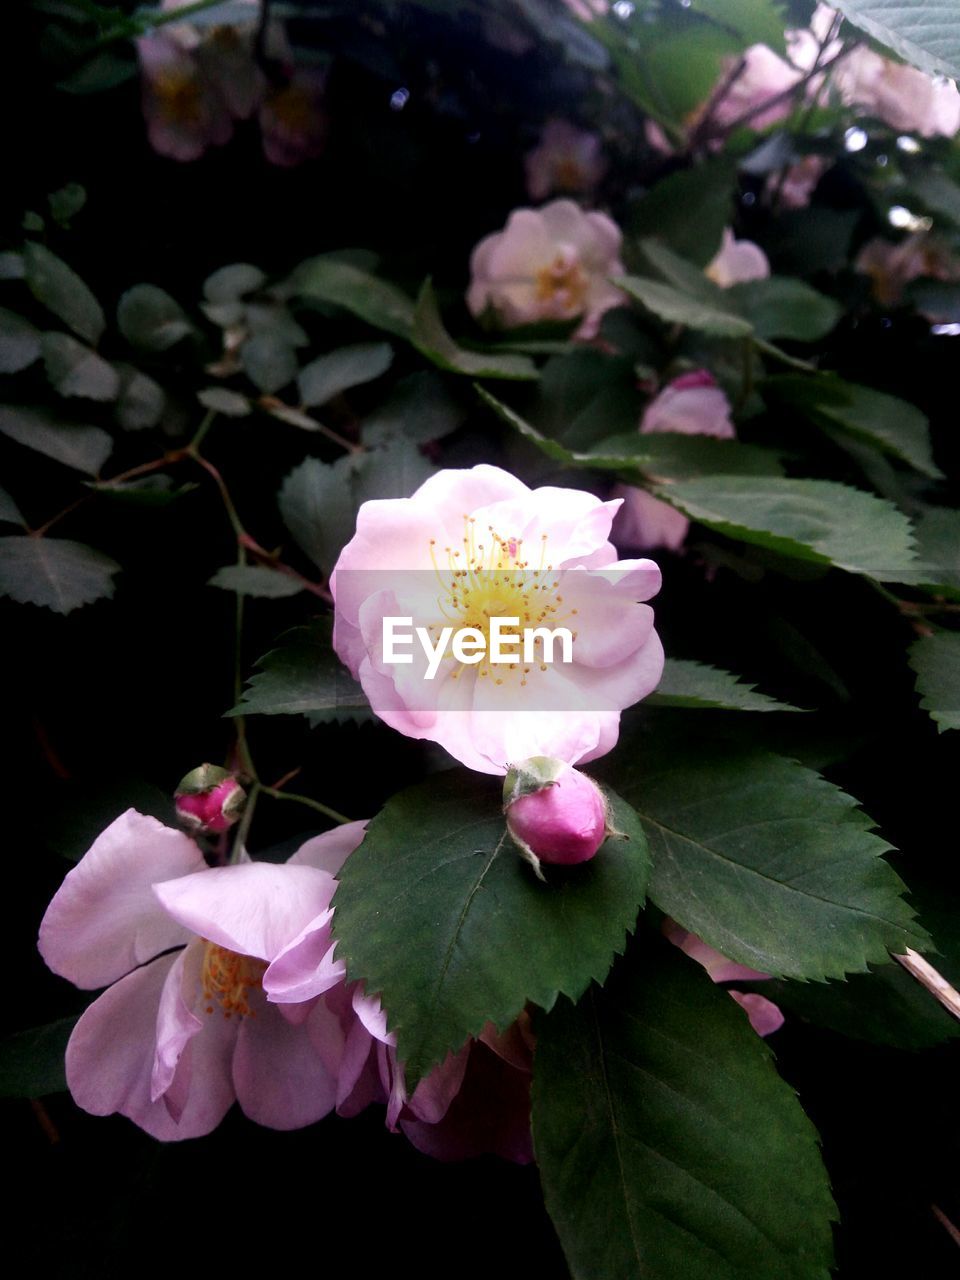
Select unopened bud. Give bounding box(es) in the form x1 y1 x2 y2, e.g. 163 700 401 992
175 764 246 834
503 756 607 870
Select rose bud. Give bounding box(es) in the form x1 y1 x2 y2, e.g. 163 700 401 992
174 763 246 834
503 756 607 871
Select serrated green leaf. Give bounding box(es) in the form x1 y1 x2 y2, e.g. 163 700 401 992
729 277 841 342
0 1017 76 1097
533 933 836 1280
615 274 754 337
208 564 304 598
292 255 416 338
42 332 119 401
332 770 649 1083
0 485 25 527
241 332 297 394
909 631 960 732
412 281 539 380
229 622 369 718
834 0 960 80
648 658 804 711
278 438 434 579
0 404 112 475
23 241 104 345
364 371 465 446
477 384 783 478
203 262 266 304
627 158 735 267
0 536 120 612
662 475 917 579
117 284 193 351
764 374 941 479
0 306 42 373
298 342 394 407
602 738 928 980
197 387 250 417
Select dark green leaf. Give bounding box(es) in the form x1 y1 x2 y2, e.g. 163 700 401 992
0 485 24 527
197 387 251 417
241 332 297 394
203 263 266 304
48 182 87 226
834 0 960 80
208 564 304 598
909 631 960 732
229 622 370 719
298 342 394 407
627 159 735 267
533 933 836 1280
689 0 789 52
23 241 104 345
42 332 119 401
603 738 928 980
729 277 841 342
411 281 540 380
0 404 112 475
615 274 753 338
292 255 416 338
332 770 650 1082
0 306 42 373
115 367 165 430
0 1017 77 1097
648 658 804 711
0 251 25 280
764 374 941 479
117 284 193 351
0 536 120 612
663 475 917 579
364 371 465 445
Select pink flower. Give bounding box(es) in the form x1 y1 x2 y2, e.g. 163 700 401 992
614 371 734 552
504 756 607 866
765 154 829 210
38 809 369 1139
467 199 626 339
137 34 233 162
338 990 535 1162
259 70 328 167
856 233 960 313
705 227 770 288
833 48 960 138
664 922 784 1037
331 464 664 775
710 44 802 132
524 120 607 202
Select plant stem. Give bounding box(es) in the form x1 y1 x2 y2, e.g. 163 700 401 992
260 786 352 825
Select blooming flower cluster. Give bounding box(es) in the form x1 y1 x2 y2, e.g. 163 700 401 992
137 0 326 164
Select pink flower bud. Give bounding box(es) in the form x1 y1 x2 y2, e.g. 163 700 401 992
175 764 246 833
503 756 607 867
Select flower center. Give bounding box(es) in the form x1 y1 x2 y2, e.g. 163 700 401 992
428 516 578 686
535 249 589 315
267 83 316 133
154 70 204 125
553 156 587 191
201 942 267 1019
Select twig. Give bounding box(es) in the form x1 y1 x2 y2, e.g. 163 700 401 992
895 948 960 1022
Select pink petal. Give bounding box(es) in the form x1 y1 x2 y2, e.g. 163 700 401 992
153 861 337 962
232 996 337 1129
730 991 785 1038
287 820 368 874
262 907 344 1005
65 951 235 1140
38 809 206 990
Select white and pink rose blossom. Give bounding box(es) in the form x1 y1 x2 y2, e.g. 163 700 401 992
614 371 735 553
524 119 607 202
467 199 626 339
331 464 664 776
38 809 370 1139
